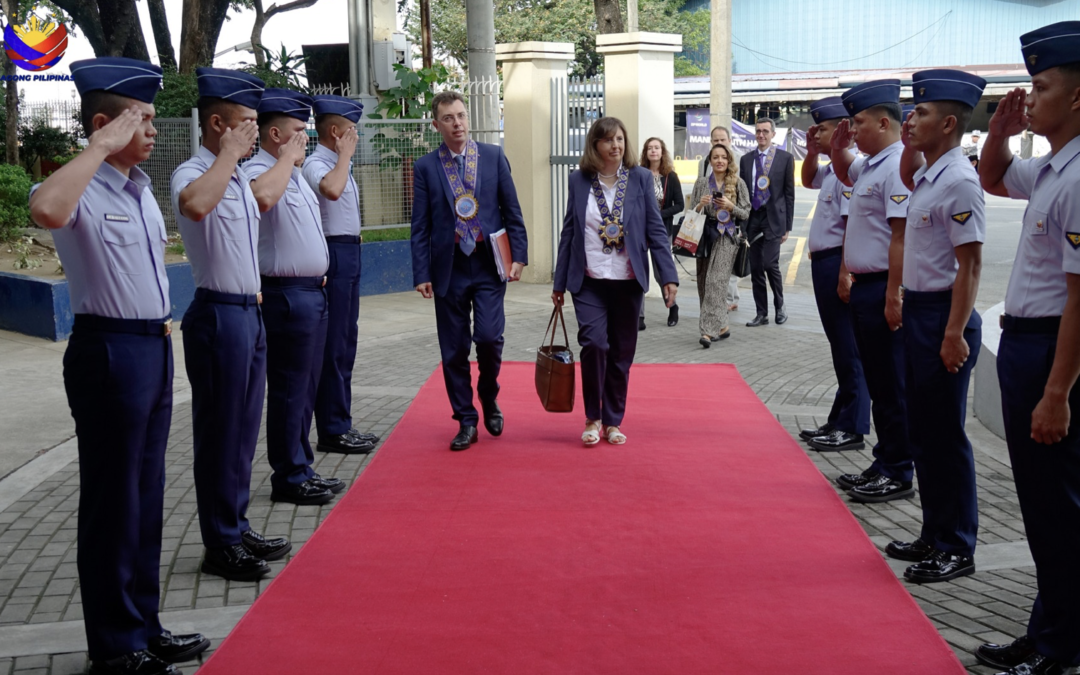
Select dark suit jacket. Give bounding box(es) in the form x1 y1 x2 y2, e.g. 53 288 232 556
658 171 685 236
553 166 679 295
410 142 529 298
740 146 795 240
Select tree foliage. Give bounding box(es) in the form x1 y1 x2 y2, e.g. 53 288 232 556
404 0 708 77
18 117 78 173
154 69 200 119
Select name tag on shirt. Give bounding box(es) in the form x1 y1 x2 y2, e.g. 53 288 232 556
223 192 239 201
104 214 130 222
287 187 299 193
1033 219 1047 236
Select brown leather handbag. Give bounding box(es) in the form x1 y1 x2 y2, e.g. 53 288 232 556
535 305 576 413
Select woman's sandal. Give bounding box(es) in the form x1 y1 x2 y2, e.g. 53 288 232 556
605 425 627 445
699 336 711 348
582 419 602 447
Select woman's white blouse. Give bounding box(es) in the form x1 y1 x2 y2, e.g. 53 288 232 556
583 181 635 281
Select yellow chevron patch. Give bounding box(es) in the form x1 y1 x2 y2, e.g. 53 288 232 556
1067 232 1080 249
952 211 972 225
890 195 909 204
842 190 852 199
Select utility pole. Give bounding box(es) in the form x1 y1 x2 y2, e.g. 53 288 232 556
347 0 372 97
709 0 732 132
464 0 498 144
419 0 432 68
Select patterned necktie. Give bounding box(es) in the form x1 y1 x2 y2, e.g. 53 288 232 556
454 155 475 255
752 152 767 210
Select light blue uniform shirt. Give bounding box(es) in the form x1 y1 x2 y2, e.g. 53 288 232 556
1002 134 1080 318
33 163 170 319
301 144 361 237
904 146 985 293
808 162 847 253
171 146 262 295
844 141 912 274
244 149 329 277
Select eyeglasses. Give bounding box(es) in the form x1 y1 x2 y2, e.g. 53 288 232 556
439 112 469 124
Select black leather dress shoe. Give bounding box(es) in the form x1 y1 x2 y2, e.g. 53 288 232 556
89 651 179 675
800 423 834 441
993 653 1072 675
638 316 646 331
808 430 865 452
847 475 915 503
271 479 333 506
775 311 788 325
904 549 975 583
975 635 1036 670
148 629 210 663
667 304 679 327
482 400 504 437
885 537 934 562
451 426 478 451
310 472 346 494
347 428 380 444
836 470 879 490
746 315 769 327
317 433 375 454
241 529 292 561
201 544 270 581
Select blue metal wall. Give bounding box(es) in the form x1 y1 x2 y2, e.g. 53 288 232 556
683 0 1079 75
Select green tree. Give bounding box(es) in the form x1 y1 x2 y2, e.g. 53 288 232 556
153 69 200 119
404 0 708 77
238 44 310 90
0 163 32 242
18 117 78 174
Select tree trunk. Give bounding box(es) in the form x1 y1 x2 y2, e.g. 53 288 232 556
99 0 150 59
593 0 623 34
50 0 109 55
3 61 18 167
251 0 266 67
147 0 177 71
179 0 231 73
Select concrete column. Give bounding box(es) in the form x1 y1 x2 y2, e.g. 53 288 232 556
597 32 681 297
495 42 575 284
371 0 396 41
709 0 732 132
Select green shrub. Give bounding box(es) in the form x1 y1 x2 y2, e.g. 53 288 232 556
155 70 199 119
361 227 410 242
0 164 33 242
19 118 78 174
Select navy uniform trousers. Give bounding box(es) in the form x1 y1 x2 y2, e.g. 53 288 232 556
572 277 644 427
434 239 506 426
903 291 981 556
848 276 913 482
998 323 1080 667
810 248 870 434
65 316 172 661
182 289 266 548
262 278 328 491
315 237 361 438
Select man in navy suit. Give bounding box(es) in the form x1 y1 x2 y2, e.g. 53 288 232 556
411 91 529 451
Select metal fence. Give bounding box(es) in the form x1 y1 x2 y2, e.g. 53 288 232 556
134 116 443 233
21 99 81 134
550 75 604 264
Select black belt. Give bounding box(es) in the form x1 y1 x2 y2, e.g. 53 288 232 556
1000 314 1061 334
73 314 173 336
810 246 843 261
853 271 889 284
326 235 361 244
194 288 262 306
260 275 326 288
903 289 953 305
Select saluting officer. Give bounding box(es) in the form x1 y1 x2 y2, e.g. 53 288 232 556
247 89 343 507
888 69 988 585
828 80 916 503
302 95 380 455
172 69 289 582
973 21 1080 675
30 58 207 675
799 96 871 453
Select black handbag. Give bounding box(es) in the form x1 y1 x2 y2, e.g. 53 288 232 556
732 230 759 278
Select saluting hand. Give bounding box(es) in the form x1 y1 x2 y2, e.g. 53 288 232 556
220 120 259 162
805 125 820 155
989 88 1030 138
335 127 359 160
281 130 308 167
88 107 143 156
830 118 854 153
900 111 915 147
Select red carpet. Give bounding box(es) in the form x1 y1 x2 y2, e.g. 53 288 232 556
200 363 965 674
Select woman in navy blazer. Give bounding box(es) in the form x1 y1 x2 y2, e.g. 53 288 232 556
552 117 679 446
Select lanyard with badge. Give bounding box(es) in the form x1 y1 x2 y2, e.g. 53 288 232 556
592 169 628 254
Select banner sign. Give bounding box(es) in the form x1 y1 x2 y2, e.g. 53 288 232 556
684 108 711 160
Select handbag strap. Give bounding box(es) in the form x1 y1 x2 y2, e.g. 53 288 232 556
545 304 570 350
